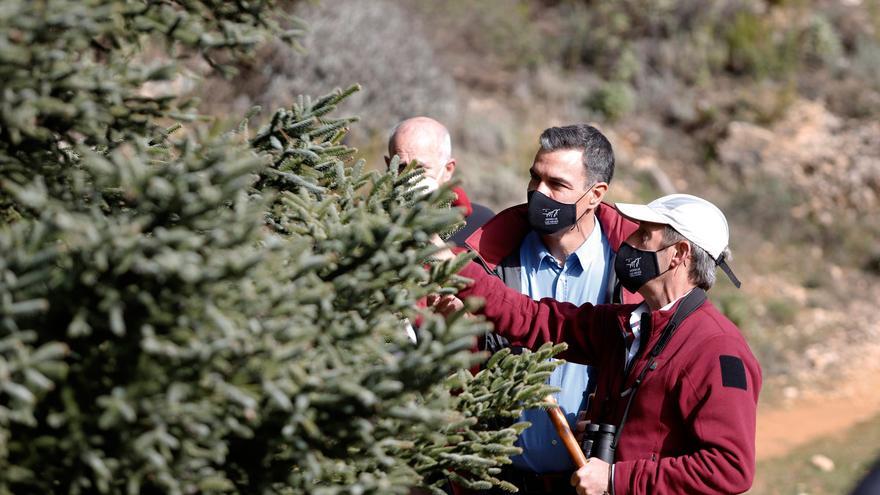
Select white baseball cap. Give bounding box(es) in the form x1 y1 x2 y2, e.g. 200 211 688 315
615 194 741 288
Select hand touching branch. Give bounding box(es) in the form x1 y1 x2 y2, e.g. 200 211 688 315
426 294 465 317
429 234 456 261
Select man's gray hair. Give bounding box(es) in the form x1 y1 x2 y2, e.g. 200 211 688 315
663 226 731 291
539 124 615 185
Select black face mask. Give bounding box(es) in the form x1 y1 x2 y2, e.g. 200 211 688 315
614 242 674 294
527 189 591 236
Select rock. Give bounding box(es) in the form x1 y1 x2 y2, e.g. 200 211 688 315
811 454 835 472
804 347 839 371
718 99 880 223
633 156 677 195
829 265 844 281
716 121 775 174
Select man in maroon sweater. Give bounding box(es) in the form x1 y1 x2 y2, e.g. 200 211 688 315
433 194 761 495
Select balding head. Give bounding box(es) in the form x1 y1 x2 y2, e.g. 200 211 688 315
387 117 455 190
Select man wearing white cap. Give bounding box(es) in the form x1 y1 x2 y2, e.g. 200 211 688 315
432 193 761 494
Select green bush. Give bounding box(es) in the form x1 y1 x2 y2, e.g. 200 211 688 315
765 298 798 326
724 11 801 79
0 1 559 493
585 81 637 121
802 14 844 68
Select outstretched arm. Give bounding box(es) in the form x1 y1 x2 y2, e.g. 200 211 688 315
452 261 610 364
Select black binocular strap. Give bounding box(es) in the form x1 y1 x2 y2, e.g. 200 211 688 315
611 288 708 451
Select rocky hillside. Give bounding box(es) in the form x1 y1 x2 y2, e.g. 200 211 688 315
199 0 880 394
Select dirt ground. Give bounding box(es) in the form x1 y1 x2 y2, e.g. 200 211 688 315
757 362 880 460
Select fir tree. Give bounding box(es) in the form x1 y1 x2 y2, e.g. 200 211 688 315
0 1 562 493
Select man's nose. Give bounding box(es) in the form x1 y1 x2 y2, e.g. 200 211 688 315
535 182 552 196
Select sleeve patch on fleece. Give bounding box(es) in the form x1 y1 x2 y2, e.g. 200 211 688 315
719 355 747 390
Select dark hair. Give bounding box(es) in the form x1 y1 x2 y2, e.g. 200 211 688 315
539 124 615 185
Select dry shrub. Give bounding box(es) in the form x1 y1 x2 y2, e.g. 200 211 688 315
203 0 458 138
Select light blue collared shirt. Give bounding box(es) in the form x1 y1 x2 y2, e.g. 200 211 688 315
511 223 613 473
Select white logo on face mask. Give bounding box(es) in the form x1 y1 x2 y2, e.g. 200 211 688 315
541 208 560 225
626 258 641 269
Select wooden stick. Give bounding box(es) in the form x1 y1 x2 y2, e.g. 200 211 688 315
544 395 589 468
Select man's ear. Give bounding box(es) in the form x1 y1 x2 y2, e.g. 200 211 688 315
442 158 456 182
589 182 609 207
671 240 691 268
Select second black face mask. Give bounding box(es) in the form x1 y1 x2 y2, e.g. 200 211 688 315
527 190 580 235
614 242 663 294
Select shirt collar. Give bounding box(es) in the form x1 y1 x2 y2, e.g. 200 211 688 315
525 221 605 270
571 220 604 269
630 288 695 325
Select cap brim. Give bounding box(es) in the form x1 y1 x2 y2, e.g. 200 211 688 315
614 202 670 225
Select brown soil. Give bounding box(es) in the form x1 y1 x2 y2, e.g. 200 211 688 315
757 364 880 460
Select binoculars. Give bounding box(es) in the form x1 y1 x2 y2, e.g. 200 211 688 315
580 423 616 464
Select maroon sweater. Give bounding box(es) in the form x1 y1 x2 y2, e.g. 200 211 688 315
457 262 762 495
463 202 641 305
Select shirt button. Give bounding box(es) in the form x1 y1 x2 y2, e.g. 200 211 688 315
551 440 558 446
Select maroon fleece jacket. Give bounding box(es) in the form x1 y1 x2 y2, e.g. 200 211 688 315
457 262 762 495
463 202 642 304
